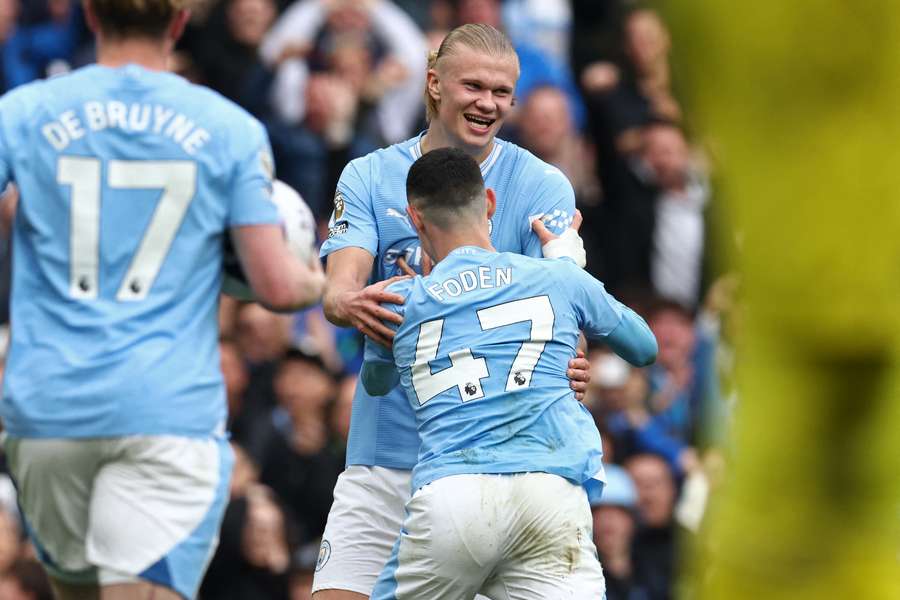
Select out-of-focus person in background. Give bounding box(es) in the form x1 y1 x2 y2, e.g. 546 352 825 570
626 453 679 600
515 84 600 207
188 0 279 115
591 464 653 600
642 123 709 310
261 349 343 545
260 0 427 145
201 445 295 600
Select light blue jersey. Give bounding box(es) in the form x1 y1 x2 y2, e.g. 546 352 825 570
362 248 657 499
320 135 577 469
0 64 280 438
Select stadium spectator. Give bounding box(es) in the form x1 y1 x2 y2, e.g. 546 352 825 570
267 71 381 220
260 0 427 144
581 9 680 154
515 84 601 207
643 123 710 309
590 351 697 477
1 0 85 89
646 298 718 445
202 474 296 600
626 453 679 599
260 349 343 544
189 0 279 115
592 464 653 600
236 302 295 410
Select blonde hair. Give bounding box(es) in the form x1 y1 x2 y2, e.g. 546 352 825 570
424 23 519 122
90 0 195 38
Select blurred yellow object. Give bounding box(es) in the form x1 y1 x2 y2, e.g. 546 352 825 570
665 2 900 599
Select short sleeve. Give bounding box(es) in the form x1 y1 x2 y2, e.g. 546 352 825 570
521 165 577 258
227 118 280 227
319 158 379 258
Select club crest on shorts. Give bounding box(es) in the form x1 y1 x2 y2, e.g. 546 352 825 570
316 539 332 571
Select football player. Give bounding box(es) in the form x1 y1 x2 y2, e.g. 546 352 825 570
363 147 656 599
315 23 591 599
0 1 324 598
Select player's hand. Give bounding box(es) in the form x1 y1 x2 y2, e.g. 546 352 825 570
338 275 409 348
531 210 587 268
396 251 433 277
567 349 591 401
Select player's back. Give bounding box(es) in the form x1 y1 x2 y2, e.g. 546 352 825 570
0 64 278 438
321 135 578 470
388 248 625 498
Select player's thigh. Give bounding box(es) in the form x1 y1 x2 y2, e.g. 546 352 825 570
312 591 369 600
86 435 232 600
101 581 183 600
374 475 501 600
312 466 411 596
481 473 604 600
5 437 105 585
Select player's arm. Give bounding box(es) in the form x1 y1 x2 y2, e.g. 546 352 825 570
231 224 324 312
603 305 658 367
359 331 400 396
322 247 407 347
358 279 410 394
320 159 408 346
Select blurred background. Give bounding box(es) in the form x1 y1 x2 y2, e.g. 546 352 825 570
3 1 895 599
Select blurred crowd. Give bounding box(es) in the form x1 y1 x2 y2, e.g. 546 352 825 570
0 1 740 599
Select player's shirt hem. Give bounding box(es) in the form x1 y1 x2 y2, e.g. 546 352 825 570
0 422 224 440
412 463 602 494
344 456 416 471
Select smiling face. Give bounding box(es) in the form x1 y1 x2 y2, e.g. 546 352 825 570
428 45 518 158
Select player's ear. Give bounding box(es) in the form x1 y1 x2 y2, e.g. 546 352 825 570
406 204 424 234
485 188 497 220
168 9 192 44
426 69 441 106
82 0 100 34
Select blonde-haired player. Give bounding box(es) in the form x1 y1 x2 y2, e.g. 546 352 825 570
315 23 592 600
0 1 324 598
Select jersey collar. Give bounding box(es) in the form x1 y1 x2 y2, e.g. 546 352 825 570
409 134 504 177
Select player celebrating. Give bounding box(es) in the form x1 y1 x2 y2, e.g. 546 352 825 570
0 1 324 599
363 148 656 598
317 23 591 599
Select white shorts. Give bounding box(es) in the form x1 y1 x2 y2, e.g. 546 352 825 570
312 465 411 596
5 435 232 599
371 472 606 600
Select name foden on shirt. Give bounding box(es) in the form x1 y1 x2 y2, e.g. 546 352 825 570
426 266 512 301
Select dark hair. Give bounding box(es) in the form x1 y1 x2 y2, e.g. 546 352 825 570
406 147 486 229
91 0 189 39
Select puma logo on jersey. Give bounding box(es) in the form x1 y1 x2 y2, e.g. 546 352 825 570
386 208 411 227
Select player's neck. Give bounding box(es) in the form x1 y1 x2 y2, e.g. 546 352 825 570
95 37 171 71
422 123 494 164
429 229 495 264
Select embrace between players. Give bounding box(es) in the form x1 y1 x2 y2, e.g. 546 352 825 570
0 1 656 598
